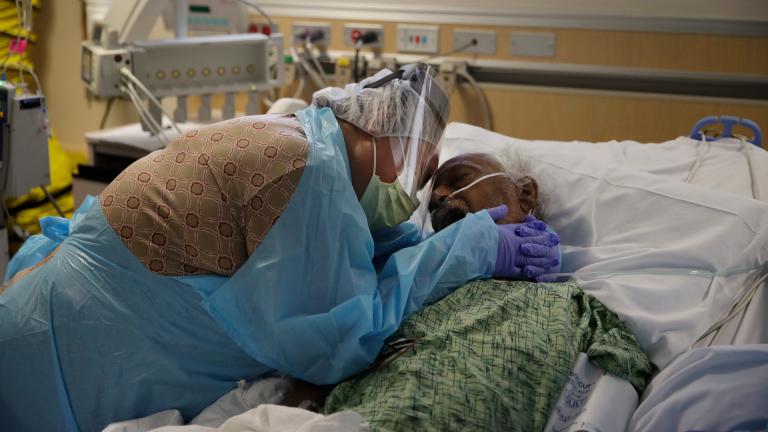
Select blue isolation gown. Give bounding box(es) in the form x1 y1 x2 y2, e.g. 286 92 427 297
0 106 499 432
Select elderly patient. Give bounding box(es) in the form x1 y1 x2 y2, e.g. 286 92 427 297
430 149 559 280
431 150 542 229
316 150 651 432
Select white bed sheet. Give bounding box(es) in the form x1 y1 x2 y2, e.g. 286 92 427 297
629 345 768 431
441 123 768 369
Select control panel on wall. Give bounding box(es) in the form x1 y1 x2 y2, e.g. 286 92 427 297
292 22 331 45
344 24 384 48
397 25 439 54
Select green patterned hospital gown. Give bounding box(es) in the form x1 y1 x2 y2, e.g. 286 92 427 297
323 280 651 432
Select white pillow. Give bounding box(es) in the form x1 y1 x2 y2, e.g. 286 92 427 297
441 123 768 368
442 123 768 202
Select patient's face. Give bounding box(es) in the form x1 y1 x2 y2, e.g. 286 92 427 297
429 153 538 231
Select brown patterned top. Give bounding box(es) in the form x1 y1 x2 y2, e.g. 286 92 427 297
100 114 309 276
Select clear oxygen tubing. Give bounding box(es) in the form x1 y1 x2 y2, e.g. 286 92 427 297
120 67 181 134
446 172 508 200
121 83 169 145
685 131 709 184
739 136 762 200
697 268 768 346
540 263 766 280
540 262 767 348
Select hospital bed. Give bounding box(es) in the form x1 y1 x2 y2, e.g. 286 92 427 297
440 116 768 432
103 116 768 431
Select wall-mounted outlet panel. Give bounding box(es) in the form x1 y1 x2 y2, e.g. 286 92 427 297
292 22 331 45
343 23 384 48
452 29 496 55
510 32 556 57
397 24 439 54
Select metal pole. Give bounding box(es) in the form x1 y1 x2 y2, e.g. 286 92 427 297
175 0 188 39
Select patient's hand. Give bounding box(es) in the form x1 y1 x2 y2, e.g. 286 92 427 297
490 205 560 281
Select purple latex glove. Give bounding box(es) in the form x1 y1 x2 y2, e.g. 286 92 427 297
487 205 561 281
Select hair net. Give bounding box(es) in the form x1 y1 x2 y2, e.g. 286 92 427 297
312 64 450 201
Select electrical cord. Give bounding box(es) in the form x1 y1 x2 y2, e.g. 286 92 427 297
120 67 181 134
122 83 156 131
351 31 379 82
457 69 493 130
353 47 360 82
234 0 275 32
124 86 163 138
99 97 115 129
121 81 164 136
416 39 478 63
40 184 65 218
121 83 169 145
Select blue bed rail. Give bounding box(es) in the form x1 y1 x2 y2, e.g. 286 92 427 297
690 115 763 148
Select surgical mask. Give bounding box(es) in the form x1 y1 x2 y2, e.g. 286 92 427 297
360 139 420 230
446 172 508 200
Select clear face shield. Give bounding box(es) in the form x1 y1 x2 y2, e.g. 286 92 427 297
359 64 449 232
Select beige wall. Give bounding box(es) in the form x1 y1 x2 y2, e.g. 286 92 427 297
270 15 768 143
32 0 137 155
267 16 768 75
453 85 768 143
32 4 768 155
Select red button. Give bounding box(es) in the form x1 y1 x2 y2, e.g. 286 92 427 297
415 35 420 44
351 29 362 42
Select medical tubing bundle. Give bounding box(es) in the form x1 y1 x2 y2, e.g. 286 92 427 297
120 82 168 145
543 262 767 347
740 137 762 200
687 131 761 200
352 32 378 82
120 67 182 134
305 39 329 86
697 267 768 345
457 69 492 131
415 39 478 63
291 47 327 89
685 132 708 183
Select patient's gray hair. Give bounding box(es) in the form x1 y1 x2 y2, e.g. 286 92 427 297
494 147 548 220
